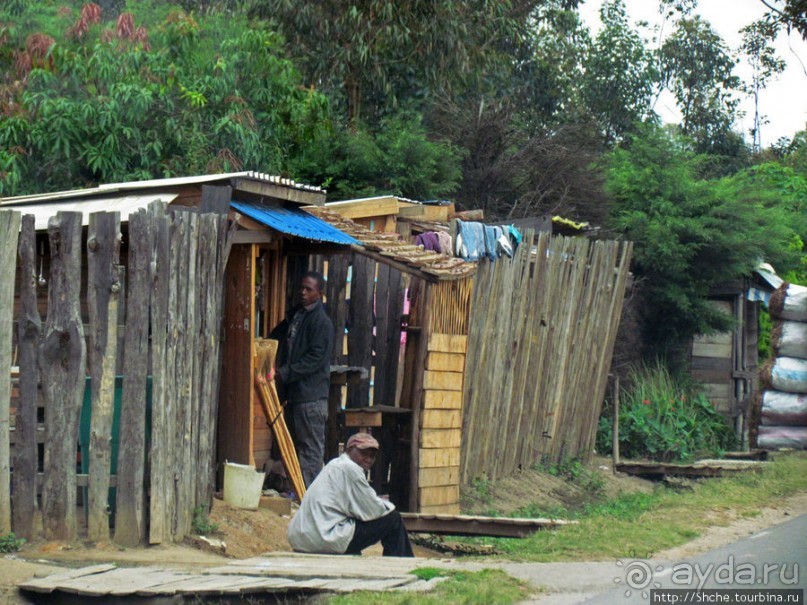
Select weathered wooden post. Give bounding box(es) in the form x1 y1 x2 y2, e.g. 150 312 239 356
87 211 122 542
40 211 86 541
0 210 21 534
13 214 40 538
114 209 152 546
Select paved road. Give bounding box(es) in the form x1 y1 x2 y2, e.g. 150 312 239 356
509 513 806 604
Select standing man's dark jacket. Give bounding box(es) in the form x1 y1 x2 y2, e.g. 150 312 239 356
271 300 333 404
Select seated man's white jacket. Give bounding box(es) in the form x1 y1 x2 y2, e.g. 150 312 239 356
288 452 395 554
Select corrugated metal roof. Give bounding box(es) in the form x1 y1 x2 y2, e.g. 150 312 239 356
1 171 323 205
232 201 359 245
1 193 177 230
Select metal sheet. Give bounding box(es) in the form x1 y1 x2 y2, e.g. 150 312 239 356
1 193 177 230
231 201 359 246
1 171 324 206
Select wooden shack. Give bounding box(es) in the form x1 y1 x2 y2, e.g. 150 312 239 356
689 268 781 444
308 203 634 511
0 173 361 543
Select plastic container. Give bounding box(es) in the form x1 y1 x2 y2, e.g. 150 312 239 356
223 462 266 510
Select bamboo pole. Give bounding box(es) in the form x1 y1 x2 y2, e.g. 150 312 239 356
253 339 306 501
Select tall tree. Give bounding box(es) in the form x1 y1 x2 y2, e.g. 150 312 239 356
582 0 658 144
759 0 807 40
660 16 741 155
741 18 786 151
605 123 802 361
258 0 545 124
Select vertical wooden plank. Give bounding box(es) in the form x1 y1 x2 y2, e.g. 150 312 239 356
196 213 235 510
115 210 151 547
217 244 254 469
165 211 185 539
12 214 39 539
373 264 403 406
149 203 170 544
408 280 432 513
326 254 349 365
347 253 375 408
0 210 21 534
175 212 198 539
87 211 122 542
373 263 391 406
40 211 85 541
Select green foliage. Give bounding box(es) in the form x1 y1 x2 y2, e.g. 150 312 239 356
191 506 219 535
605 124 804 356
294 112 463 200
410 567 448 581
582 0 658 144
328 569 530 605
596 362 735 462
259 0 542 123
457 453 807 562
660 16 741 156
0 5 331 195
0 532 25 553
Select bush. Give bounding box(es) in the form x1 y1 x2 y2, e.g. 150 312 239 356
597 362 735 462
0 532 25 553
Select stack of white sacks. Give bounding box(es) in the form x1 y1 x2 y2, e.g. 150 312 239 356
758 282 807 449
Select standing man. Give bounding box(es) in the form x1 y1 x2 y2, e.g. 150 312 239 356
287 432 414 557
271 271 334 487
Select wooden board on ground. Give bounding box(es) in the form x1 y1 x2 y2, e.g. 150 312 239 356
401 512 576 538
427 334 467 354
616 460 766 478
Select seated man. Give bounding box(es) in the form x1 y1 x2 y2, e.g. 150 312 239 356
287 433 414 557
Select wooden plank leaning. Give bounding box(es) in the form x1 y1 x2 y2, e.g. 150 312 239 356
0 209 21 534
253 338 306 501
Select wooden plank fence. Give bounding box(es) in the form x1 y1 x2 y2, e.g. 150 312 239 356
461 231 632 484
0 210 21 534
1 204 233 545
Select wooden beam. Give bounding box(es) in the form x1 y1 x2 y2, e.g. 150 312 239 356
232 179 325 206
350 245 437 283
324 197 400 219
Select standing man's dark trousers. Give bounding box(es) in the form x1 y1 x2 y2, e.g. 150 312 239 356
292 399 328 487
344 509 414 557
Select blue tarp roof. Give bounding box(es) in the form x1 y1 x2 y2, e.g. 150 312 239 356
231 201 359 246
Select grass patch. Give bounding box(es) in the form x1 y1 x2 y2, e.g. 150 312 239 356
455 452 807 562
325 569 530 605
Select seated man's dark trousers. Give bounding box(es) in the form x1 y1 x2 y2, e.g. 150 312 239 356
344 509 414 557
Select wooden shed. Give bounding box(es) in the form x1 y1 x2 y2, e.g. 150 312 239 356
0 173 361 543
689 268 781 444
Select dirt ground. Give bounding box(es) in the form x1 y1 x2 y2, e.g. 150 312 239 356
3 460 806 604
461 455 656 516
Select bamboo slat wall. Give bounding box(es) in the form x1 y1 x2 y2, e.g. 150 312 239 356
2 204 233 545
417 278 473 513
461 232 633 484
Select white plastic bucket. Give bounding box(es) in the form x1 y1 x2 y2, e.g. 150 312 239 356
223 462 265 510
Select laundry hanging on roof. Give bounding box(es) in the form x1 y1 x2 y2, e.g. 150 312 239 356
436 230 452 255
415 231 441 252
455 220 522 261
455 220 486 261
